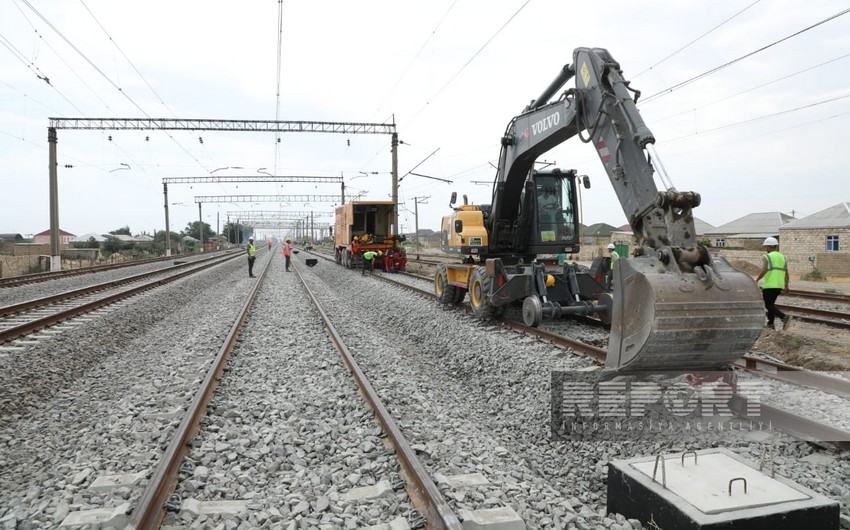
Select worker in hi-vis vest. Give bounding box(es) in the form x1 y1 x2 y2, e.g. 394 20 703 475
247 237 257 278
755 236 792 330
282 238 292 272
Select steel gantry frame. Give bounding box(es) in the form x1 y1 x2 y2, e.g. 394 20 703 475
46 118 399 270
196 195 344 245
161 174 344 256
224 211 332 219
195 194 345 203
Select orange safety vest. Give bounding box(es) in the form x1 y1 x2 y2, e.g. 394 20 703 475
282 243 292 256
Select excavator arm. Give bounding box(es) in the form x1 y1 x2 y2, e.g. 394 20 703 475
490 47 765 374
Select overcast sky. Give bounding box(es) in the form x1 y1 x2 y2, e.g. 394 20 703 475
1 0 848 239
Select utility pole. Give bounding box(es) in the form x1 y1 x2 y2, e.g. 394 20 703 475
198 202 204 252
48 127 61 271
163 183 172 256
412 196 429 260
391 132 399 236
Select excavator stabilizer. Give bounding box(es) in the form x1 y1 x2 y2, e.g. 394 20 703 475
605 255 764 374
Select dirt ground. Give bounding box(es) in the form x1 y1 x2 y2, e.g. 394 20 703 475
754 325 850 371
727 259 850 370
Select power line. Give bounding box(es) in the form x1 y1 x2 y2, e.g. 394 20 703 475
652 52 850 124
20 0 151 117
640 7 850 105
666 92 850 140
77 0 177 117
633 0 762 79
373 0 459 118
402 0 531 129
274 0 284 178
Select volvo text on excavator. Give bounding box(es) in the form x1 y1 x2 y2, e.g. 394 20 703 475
434 47 765 376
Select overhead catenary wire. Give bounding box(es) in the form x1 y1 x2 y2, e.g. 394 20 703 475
632 0 762 79
639 7 850 105
652 52 850 124
20 0 216 178
372 0 459 119
401 0 531 130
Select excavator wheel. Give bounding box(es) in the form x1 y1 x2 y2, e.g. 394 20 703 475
469 267 502 319
522 296 543 327
434 264 460 305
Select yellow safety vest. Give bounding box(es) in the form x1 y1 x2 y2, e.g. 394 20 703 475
762 251 786 289
248 243 256 257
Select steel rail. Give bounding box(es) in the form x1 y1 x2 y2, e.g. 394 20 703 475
775 304 850 330
0 251 211 289
0 251 239 319
735 356 850 399
0 253 241 344
292 261 462 530
787 289 850 304
125 253 272 529
317 249 850 450
729 396 850 451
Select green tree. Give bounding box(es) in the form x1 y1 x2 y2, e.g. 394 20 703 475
221 221 253 244
154 230 183 243
184 221 215 240
109 226 132 235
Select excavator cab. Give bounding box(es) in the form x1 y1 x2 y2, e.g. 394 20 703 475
527 170 580 253
436 47 766 377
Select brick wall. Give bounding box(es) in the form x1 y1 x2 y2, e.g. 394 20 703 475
564 244 849 279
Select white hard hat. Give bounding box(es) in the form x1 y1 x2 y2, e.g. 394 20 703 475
607 243 616 250
762 237 778 246
248 236 254 241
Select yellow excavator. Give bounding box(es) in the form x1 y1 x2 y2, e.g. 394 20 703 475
435 47 764 375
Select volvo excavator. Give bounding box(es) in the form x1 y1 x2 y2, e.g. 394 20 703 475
435 47 765 375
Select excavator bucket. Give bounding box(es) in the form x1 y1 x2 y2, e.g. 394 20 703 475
605 255 764 374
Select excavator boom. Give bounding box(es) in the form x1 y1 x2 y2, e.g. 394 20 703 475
441 47 765 375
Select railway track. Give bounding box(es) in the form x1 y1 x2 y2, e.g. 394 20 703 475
307 250 850 450
0 251 241 344
3 249 847 528
127 252 461 529
0 251 208 289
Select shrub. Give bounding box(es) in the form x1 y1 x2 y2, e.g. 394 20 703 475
800 268 826 282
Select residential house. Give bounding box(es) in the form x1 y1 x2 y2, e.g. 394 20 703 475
703 212 794 250
33 228 76 246
780 202 850 277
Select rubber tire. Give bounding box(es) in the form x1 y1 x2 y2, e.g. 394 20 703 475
434 264 459 304
469 266 501 319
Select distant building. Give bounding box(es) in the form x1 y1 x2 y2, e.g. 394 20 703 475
609 218 716 252
33 228 76 246
703 212 794 249
780 202 850 277
582 223 619 247
0 233 23 242
71 233 108 243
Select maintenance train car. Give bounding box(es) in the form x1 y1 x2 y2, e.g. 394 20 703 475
334 201 407 272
